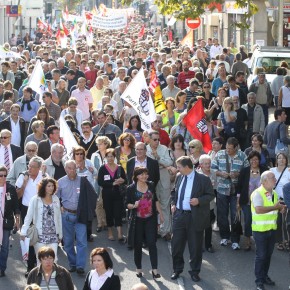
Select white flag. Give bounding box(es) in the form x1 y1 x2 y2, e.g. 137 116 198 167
121 67 156 130
158 34 164 49
27 60 47 96
59 116 78 160
0 45 20 59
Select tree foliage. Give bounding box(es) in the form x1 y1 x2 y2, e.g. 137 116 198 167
121 0 258 29
57 0 83 12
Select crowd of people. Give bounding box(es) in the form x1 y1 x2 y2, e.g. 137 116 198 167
0 12 289 290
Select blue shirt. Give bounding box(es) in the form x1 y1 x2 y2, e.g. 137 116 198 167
17 99 40 122
177 170 195 210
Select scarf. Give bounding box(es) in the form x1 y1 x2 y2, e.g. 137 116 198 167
19 97 34 112
0 183 7 245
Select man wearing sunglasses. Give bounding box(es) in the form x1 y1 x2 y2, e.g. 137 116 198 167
0 129 22 174
146 131 173 241
7 141 38 186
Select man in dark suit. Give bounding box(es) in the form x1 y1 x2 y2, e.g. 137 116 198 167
38 125 60 160
170 156 214 282
0 104 26 150
0 129 22 173
127 142 160 186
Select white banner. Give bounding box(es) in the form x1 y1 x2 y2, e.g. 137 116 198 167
91 14 127 30
121 68 156 130
0 45 20 59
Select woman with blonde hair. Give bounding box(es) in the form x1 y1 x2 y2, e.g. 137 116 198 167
217 97 238 141
188 139 204 169
24 120 47 146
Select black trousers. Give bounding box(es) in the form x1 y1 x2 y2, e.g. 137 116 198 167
204 209 216 249
171 210 204 274
21 205 36 270
134 215 158 269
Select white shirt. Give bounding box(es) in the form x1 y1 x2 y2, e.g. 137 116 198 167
270 167 290 199
90 269 114 290
10 117 21 147
81 132 94 144
0 186 3 214
177 170 195 210
0 144 13 170
15 171 44 206
135 157 147 168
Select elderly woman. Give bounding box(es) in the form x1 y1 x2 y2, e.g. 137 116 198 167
278 75 290 130
20 178 62 262
98 149 127 242
27 106 55 135
188 139 204 169
27 246 74 290
115 133 136 173
161 97 179 133
0 165 20 277
126 167 163 279
24 120 47 146
91 136 112 232
83 247 120 290
60 97 83 133
198 155 216 253
72 146 97 242
217 97 238 141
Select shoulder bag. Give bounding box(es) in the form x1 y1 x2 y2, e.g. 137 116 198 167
26 199 39 246
275 123 289 155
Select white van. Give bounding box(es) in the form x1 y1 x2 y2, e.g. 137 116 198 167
247 46 290 86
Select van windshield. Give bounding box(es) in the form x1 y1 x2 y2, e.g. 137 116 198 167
256 57 290 74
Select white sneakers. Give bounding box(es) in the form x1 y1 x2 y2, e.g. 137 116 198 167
220 239 228 246
231 242 240 250
220 239 240 250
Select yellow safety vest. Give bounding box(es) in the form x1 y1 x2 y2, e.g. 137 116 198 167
250 186 278 232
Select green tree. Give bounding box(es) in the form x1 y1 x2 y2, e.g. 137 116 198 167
57 0 83 12
122 0 258 29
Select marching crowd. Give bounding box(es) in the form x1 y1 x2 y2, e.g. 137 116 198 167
0 14 290 290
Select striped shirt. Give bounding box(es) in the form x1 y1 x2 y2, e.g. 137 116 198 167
211 149 249 195
40 271 59 290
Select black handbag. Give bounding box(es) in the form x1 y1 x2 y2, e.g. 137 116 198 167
116 166 127 198
232 210 243 236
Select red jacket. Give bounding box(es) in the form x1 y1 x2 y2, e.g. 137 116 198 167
177 70 195 90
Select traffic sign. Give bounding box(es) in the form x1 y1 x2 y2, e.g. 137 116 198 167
186 17 201 30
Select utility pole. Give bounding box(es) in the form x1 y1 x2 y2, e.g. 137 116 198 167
278 0 284 47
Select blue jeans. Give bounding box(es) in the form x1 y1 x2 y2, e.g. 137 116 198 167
259 104 269 126
62 211 87 269
242 204 252 237
0 229 10 271
253 230 276 285
217 193 239 243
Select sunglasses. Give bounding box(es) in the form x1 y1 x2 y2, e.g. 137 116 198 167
117 62 122 64
0 174 7 177
0 136 10 139
47 208 52 216
189 146 195 149
153 138 160 141
75 153 84 156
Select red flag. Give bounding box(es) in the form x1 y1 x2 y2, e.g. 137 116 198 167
138 25 145 38
183 99 212 153
37 18 47 31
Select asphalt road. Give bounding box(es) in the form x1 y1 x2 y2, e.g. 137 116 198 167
2 221 290 290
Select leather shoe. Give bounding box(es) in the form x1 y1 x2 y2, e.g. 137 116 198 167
264 276 275 286
0 270 5 277
188 271 200 282
96 227 102 232
171 272 181 280
256 284 265 290
68 267 76 273
76 268 85 274
206 247 215 253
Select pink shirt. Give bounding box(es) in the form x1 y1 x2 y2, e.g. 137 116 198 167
71 88 93 120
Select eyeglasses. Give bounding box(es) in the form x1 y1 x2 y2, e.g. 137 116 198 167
0 174 7 177
75 152 84 156
189 146 195 149
117 62 122 64
153 138 160 141
203 86 210 89
124 138 131 142
0 136 10 139
27 149 37 152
